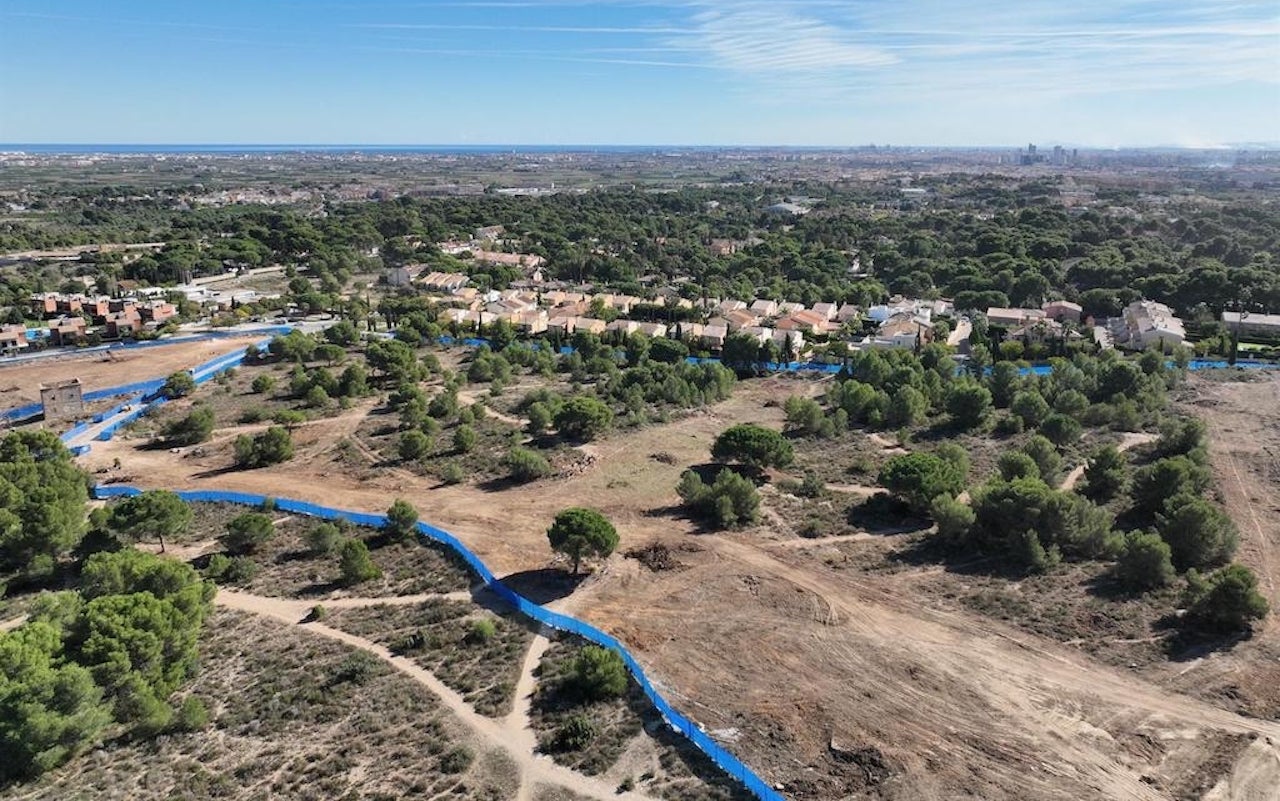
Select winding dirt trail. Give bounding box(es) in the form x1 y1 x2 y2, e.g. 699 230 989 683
215 589 659 801
457 389 527 429
1059 431 1158 491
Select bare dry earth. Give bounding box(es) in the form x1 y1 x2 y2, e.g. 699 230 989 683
1153 372 1280 731
77 374 1280 800
0 336 263 407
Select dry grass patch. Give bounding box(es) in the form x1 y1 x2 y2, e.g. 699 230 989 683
326 597 533 717
185 502 475 599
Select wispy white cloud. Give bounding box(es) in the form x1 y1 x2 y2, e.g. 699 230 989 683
652 0 1279 103
353 22 687 34
678 7 896 72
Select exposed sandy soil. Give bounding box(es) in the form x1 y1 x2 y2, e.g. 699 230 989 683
0 336 263 406
77 374 1280 800
1149 371 1280 726
1181 372 1280 621
84 377 797 576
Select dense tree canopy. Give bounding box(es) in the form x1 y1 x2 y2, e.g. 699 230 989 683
107 490 192 553
546 507 618 574
711 424 793 469
553 396 614 442
0 431 89 570
878 453 966 514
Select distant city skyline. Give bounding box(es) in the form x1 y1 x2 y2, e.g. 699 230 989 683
1 0 1277 147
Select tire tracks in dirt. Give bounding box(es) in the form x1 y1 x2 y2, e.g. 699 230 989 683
699 534 1280 799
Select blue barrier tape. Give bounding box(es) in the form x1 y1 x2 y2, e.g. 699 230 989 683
59 421 91 443
1 402 42 422
83 380 166 403
90 484 785 798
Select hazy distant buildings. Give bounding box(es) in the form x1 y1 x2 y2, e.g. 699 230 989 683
1021 143 1077 167
1020 144 1046 166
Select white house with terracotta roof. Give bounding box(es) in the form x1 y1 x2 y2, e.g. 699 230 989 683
699 323 728 349
442 308 482 328
512 310 548 335
606 319 641 336
835 303 861 323
574 317 608 336
775 309 832 335
1042 300 1083 323
547 315 576 336
422 272 471 292
0 324 28 351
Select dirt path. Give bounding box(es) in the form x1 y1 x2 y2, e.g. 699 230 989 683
79 377 1280 799
215 589 659 801
457 389 526 429
214 589 475 620
0 614 28 632
770 532 874 549
822 482 881 497
866 431 907 452
1059 431 1157 491
509 630 554 801
344 430 421 482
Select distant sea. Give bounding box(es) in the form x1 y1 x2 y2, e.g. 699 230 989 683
0 144 728 155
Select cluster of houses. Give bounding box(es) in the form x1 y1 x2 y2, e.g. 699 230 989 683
985 300 1086 344
986 299 1189 351
0 292 179 351
412 271 957 354
412 259 1198 358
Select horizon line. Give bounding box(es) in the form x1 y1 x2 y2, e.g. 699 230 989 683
3 141 1278 152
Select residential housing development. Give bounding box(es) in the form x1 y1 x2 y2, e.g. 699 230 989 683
24 292 178 346
387 252 1192 360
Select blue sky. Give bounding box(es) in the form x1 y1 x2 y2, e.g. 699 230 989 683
1 0 1277 146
